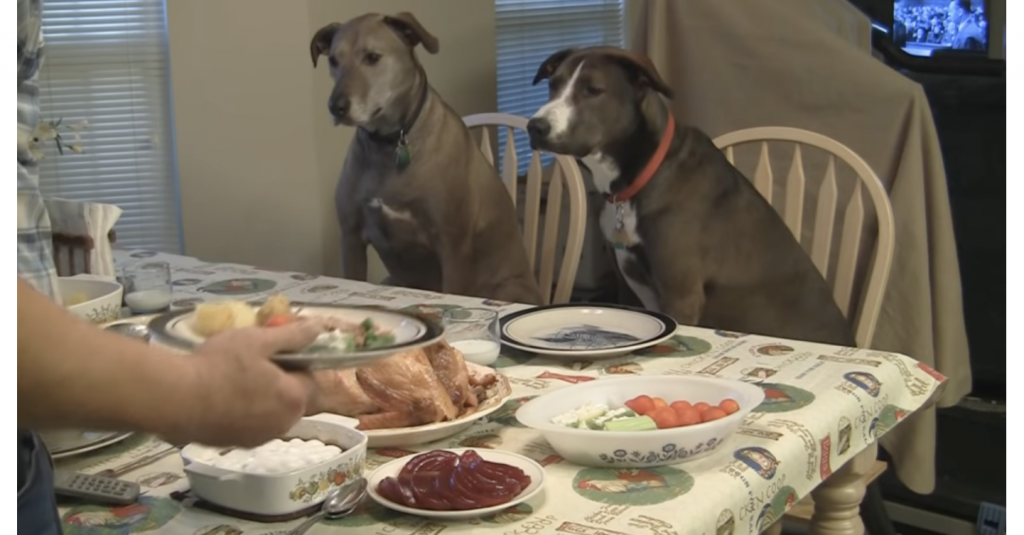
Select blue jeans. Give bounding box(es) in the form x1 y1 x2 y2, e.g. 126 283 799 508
18 431 63 535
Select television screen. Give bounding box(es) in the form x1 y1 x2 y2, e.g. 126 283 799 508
893 0 989 56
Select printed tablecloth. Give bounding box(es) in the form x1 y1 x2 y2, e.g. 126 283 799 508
55 250 946 535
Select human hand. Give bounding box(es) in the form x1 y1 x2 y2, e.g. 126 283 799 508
165 320 324 447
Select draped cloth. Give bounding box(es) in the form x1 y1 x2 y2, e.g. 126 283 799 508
626 0 971 494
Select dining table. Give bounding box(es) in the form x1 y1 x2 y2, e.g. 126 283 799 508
54 249 947 535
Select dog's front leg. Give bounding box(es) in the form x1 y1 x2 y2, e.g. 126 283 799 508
658 289 705 326
341 230 368 282
336 168 368 282
438 233 474 296
649 254 706 326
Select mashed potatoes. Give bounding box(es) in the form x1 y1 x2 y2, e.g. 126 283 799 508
64 293 90 307
192 301 259 337
256 293 291 325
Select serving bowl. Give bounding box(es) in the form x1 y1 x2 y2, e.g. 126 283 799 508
59 275 123 324
180 413 367 516
516 375 765 467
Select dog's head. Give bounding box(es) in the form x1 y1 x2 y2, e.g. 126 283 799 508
527 47 673 157
310 13 439 127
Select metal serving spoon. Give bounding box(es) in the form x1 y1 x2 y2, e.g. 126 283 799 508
288 478 368 535
104 322 152 342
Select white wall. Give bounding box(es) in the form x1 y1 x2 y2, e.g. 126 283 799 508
167 0 496 280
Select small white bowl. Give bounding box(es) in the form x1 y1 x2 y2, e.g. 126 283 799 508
516 376 765 467
181 413 367 516
366 448 546 520
59 275 123 324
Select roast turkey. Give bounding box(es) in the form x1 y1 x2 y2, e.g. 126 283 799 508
312 340 493 430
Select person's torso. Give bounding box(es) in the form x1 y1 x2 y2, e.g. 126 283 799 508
18 3 65 534
17 0 61 302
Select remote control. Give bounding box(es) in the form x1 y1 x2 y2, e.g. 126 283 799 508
53 471 141 506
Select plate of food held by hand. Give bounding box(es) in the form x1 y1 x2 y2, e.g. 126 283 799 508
367 448 545 520
311 340 513 448
148 295 443 370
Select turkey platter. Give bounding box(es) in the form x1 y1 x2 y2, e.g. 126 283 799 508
312 340 512 447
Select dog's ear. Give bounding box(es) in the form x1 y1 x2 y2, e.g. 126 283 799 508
310 23 341 68
599 48 674 99
383 12 440 54
532 48 576 86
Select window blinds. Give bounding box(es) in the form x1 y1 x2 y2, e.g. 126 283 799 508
36 0 182 253
495 0 625 174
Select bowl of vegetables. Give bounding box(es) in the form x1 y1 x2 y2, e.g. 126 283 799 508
515 375 765 467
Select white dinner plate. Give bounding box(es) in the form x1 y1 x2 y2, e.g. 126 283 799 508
367 448 546 520
363 363 513 448
41 430 134 460
499 304 677 359
148 303 443 370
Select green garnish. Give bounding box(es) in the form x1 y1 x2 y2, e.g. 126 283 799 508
358 318 396 349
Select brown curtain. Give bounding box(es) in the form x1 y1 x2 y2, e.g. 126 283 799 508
626 0 971 494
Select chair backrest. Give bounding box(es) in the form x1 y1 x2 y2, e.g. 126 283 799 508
52 230 116 277
712 127 895 347
462 113 587 305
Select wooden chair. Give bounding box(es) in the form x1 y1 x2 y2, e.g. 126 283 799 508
713 126 895 348
52 230 117 277
463 113 587 304
713 127 895 535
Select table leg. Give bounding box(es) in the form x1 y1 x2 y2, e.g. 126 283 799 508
809 442 878 535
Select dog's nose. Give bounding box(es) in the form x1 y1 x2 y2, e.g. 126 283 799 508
329 96 350 118
527 117 551 141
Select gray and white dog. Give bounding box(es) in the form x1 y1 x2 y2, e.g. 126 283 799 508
527 46 854 347
311 13 542 305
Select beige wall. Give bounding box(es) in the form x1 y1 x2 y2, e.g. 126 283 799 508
167 0 496 280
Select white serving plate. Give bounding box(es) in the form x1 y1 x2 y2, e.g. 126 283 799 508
180 413 367 516
364 363 513 448
516 375 765 467
366 448 545 520
149 303 443 370
41 430 133 460
499 304 676 359
59 275 124 324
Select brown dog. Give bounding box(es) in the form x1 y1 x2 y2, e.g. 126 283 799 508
310 13 542 305
526 46 854 346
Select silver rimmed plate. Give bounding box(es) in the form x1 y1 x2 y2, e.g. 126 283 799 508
149 303 444 370
40 430 134 460
499 304 677 359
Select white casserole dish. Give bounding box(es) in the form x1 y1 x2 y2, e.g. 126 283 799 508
180 413 367 516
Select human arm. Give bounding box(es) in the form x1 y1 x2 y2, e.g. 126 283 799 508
17 277 322 447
